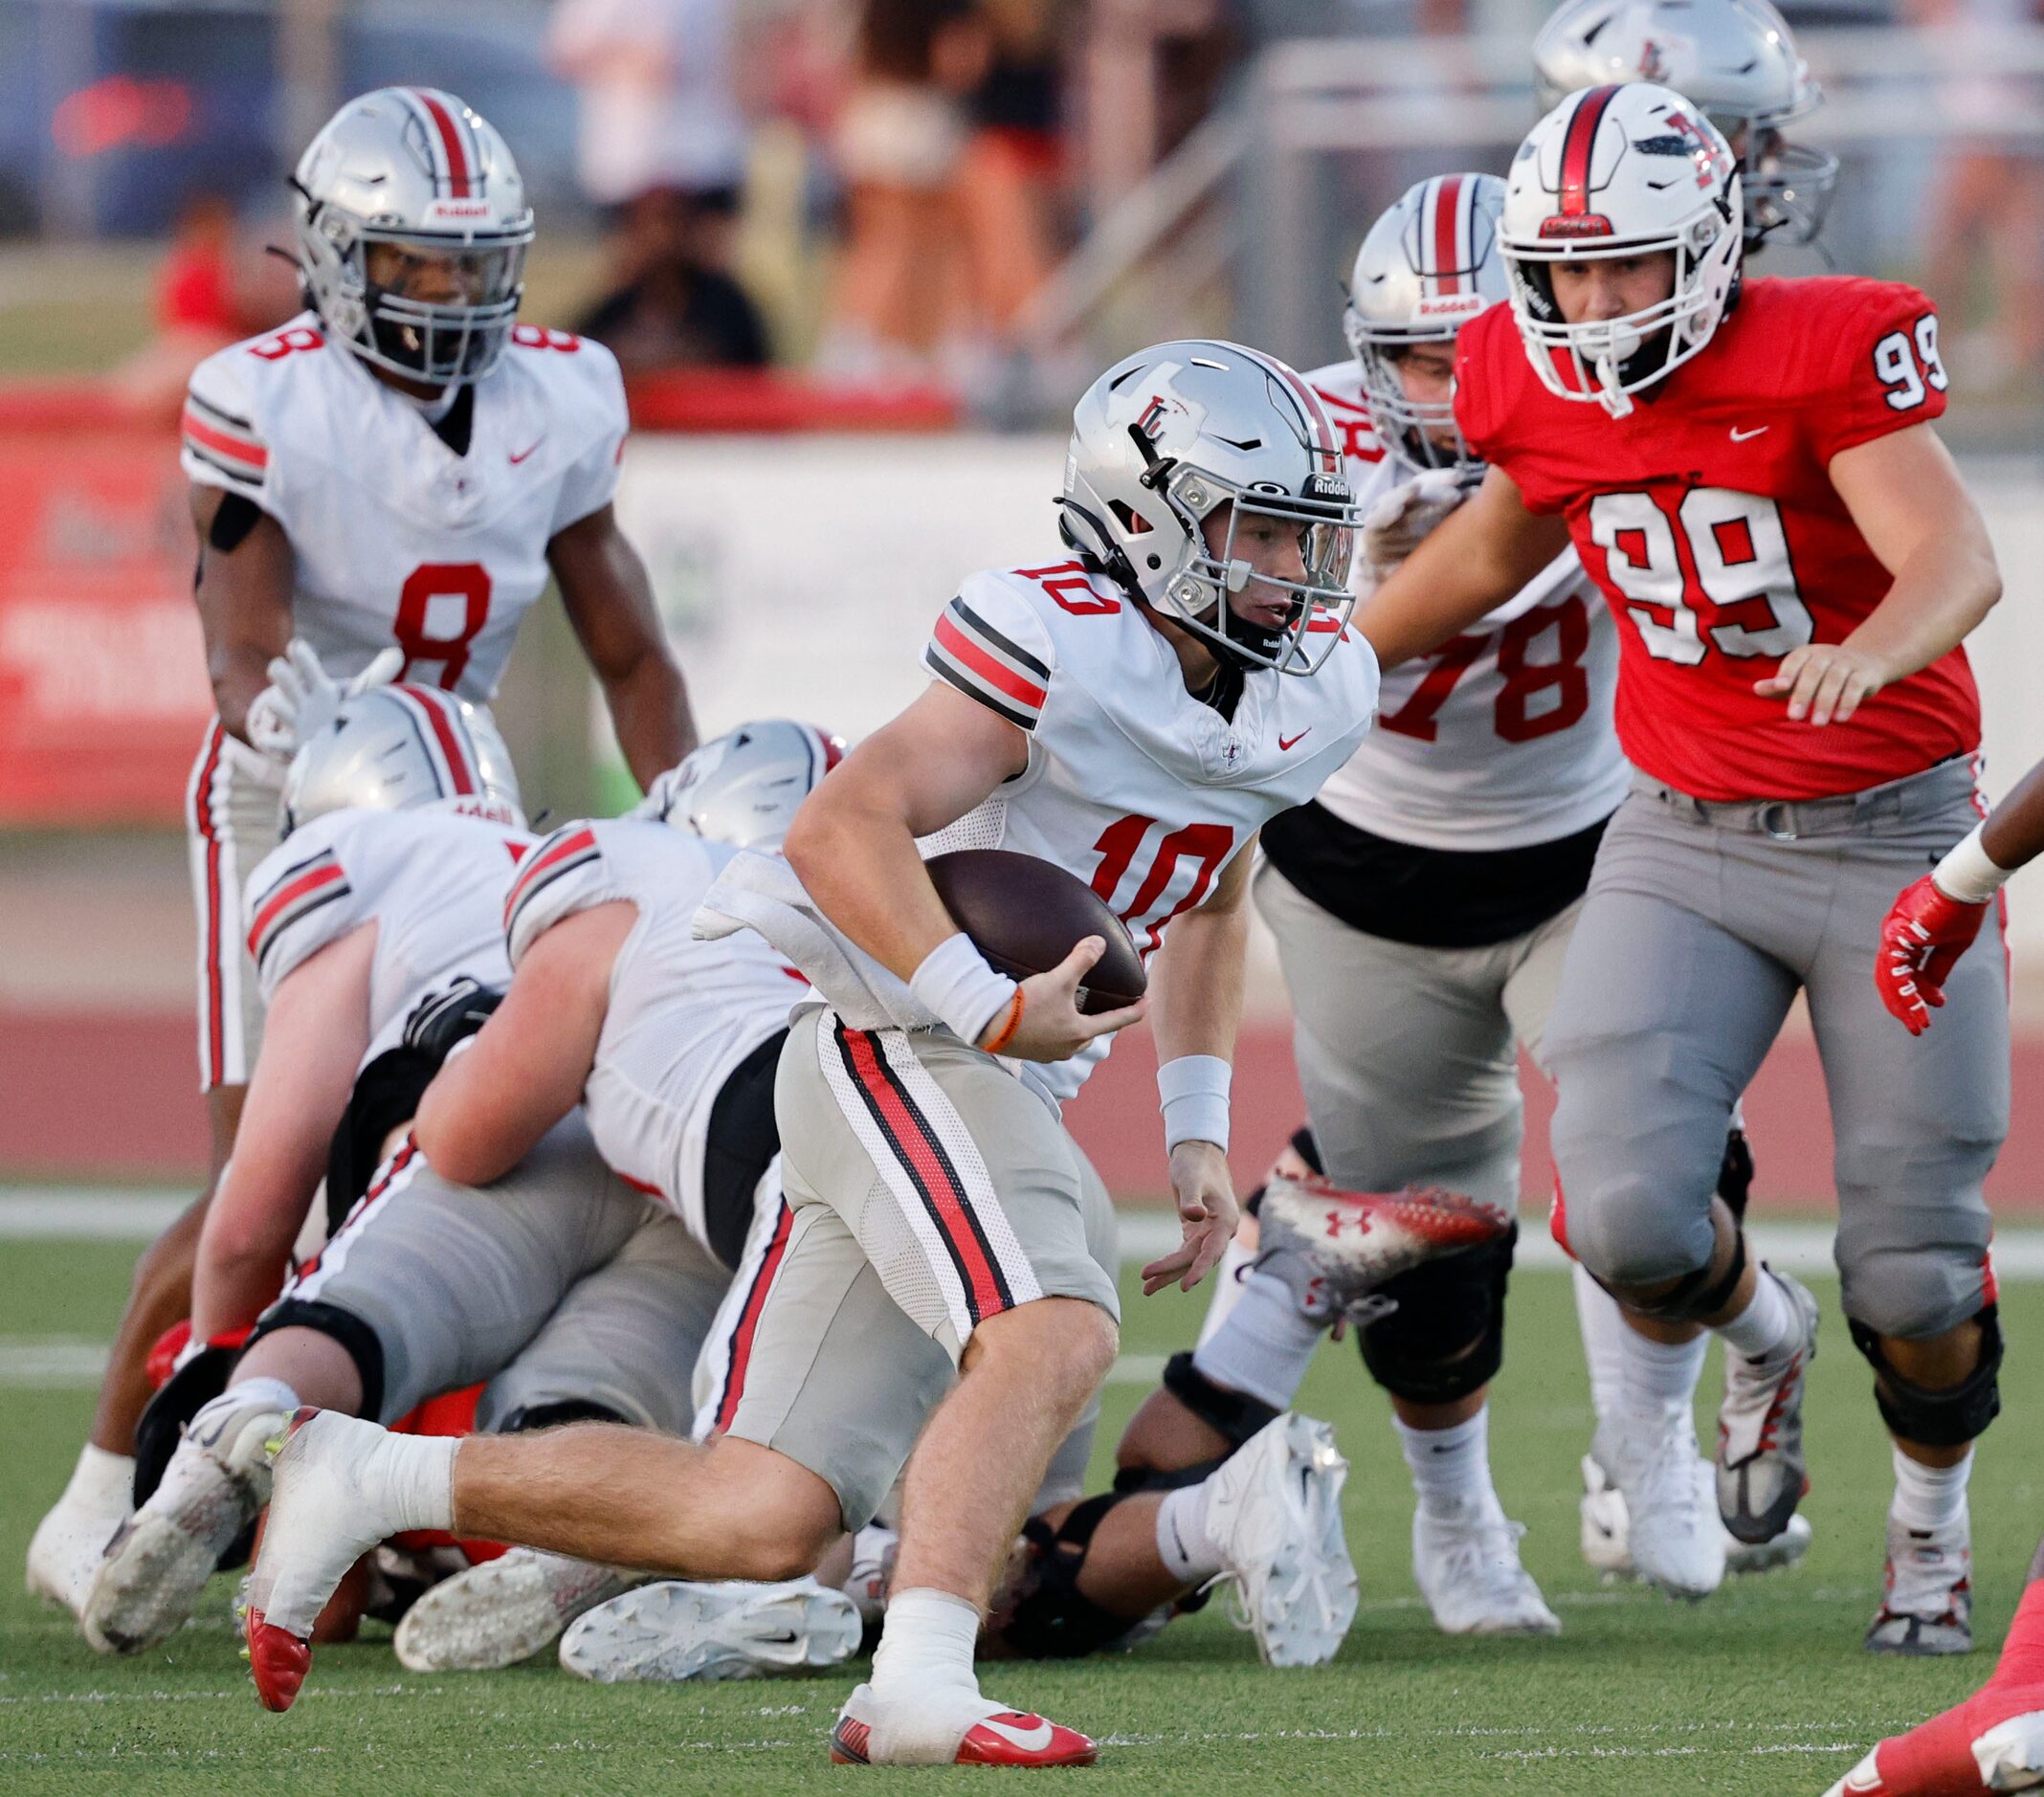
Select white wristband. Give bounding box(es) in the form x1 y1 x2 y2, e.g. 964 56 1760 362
1933 824 2011 904
910 932 1019 1047
1158 1054 1232 1153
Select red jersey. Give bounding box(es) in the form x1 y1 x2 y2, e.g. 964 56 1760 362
1455 277 1980 802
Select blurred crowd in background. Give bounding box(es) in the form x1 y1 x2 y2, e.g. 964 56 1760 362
0 0 2038 425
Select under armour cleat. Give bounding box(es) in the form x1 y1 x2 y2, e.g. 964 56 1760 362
1255 1175 1512 1324
1580 1453 1812 1582
1412 1503 1559 1637
1598 1415 1724 1601
26 1454 133 1621
560 1576 861 1683
828 1681 1098 1766
1867 1512 1973 1656
1206 1412 1357 1667
393 1548 640 1673
1717 1268 1818 1545
81 1391 286 1654
242 1409 416 1711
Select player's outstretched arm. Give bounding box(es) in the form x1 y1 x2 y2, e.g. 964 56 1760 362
190 484 296 743
549 504 698 788
411 902 626 1187
783 682 1144 1062
1139 844 1253 1295
1352 464 1571 672
1760 424 2001 726
189 924 374 1338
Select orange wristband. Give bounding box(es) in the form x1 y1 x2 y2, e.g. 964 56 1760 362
982 988 1027 1055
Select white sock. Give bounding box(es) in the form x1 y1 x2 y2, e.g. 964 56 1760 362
192 1376 300 1435
63 1442 135 1515
1618 1326 1707 1420
870 1586 981 1699
1717 1267 1795 1363
1193 1236 1257 1349
1155 1482 1223 1584
1189 1271 1322 1410
1572 1263 1629 1425
369 1430 459 1534
1891 1445 1973 1535
1395 1409 1500 1521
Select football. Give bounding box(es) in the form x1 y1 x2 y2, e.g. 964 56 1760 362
924 849 1147 1015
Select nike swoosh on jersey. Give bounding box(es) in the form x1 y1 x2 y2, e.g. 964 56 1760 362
509 439 544 464
1728 425 1768 442
1278 728 1312 751
975 1715 1055 1752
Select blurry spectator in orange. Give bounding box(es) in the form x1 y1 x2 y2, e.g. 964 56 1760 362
546 0 749 268
575 187 771 371
816 0 992 379
112 191 285 419
955 0 1064 346
1905 0 2044 388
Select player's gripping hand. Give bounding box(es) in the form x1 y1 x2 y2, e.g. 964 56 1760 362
1877 874 1988 1035
402 977 505 1069
247 639 404 762
980 936 1146 1064
1142 1140 1240 1297
1752 643 1890 726
1359 467 1477 588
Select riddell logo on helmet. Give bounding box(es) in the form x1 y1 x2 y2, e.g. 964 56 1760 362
424 199 493 222
1415 293 1489 321
1540 213 1613 239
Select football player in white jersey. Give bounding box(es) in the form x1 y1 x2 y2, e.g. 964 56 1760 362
78 696 766 1663
236 341 1397 1762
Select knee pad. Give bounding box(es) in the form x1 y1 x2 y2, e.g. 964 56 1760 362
1161 1351 1279 1452
242 1298 388 1422
494 1398 629 1433
1611 1228 1746 1324
991 1495 1147 1659
1359 1227 1516 1406
1849 1306 2003 1449
1716 1126 1754 1225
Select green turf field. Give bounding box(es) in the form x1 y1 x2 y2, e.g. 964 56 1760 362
4 1231 2036 1792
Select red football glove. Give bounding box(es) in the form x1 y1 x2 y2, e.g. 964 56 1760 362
1877 874 1988 1036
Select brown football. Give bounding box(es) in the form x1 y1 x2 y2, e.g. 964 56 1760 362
925 849 1146 1015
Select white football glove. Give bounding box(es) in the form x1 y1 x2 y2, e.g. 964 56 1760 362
1359 466 1480 589
245 640 404 763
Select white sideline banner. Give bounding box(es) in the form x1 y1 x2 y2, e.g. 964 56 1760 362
616 437 2044 950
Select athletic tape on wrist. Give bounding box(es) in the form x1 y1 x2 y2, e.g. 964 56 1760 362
909 931 1019 1048
1158 1054 1232 1153
1933 824 2011 905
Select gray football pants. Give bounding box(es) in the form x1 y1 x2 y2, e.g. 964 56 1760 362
1547 763 2008 1341
278 1113 724 1433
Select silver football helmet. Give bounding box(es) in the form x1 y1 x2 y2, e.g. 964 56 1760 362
293 87 534 387
1343 173 1509 476
634 720 846 853
1057 340 1361 676
1532 0 1836 246
282 684 524 832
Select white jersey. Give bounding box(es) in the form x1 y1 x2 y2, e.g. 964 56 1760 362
504 818 800 1253
182 313 627 704
1302 362 1628 851
244 808 532 1069
920 559 1380 1101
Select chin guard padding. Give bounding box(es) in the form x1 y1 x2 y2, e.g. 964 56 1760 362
1849 1305 2003 1449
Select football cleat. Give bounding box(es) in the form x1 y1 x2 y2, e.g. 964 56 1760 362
559 1577 861 1683
81 1391 287 1654
1867 1512 1973 1656
1717 1268 1819 1544
1580 1454 1813 1581
1207 1412 1358 1667
393 1548 640 1673
1412 1505 1560 1637
1596 1415 1724 1601
842 1523 898 1629
1255 1175 1513 1324
828 1681 1098 1766
26 1464 133 1621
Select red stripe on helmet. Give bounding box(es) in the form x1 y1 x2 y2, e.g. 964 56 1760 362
1244 344 1342 475
1431 174 1465 296
1559 85 1619 216
399 684 478 795
413 89 473 198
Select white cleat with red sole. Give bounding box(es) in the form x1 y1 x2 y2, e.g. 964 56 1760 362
828 1681 1098 1766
